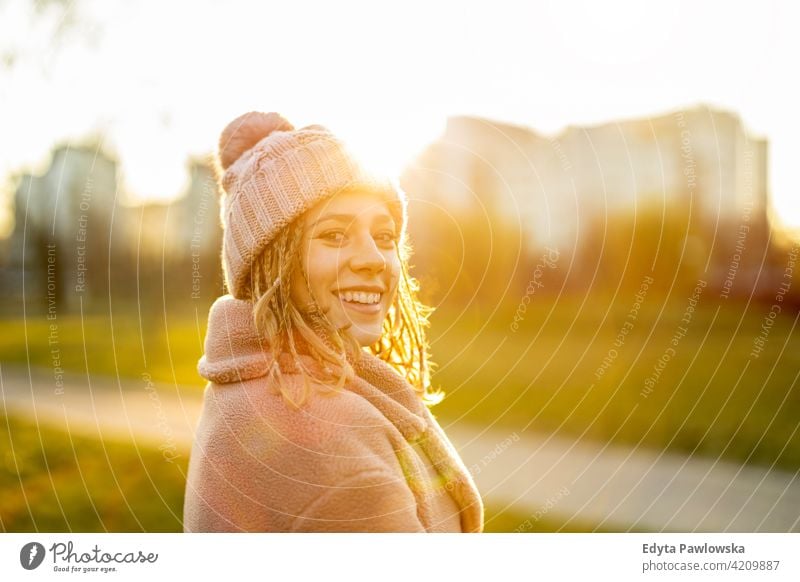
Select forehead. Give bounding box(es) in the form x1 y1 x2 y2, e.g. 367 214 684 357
305 189 396 223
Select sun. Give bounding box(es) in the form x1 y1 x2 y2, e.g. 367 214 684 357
333 116 445 183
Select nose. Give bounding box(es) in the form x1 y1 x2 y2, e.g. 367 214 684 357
348 234 386 274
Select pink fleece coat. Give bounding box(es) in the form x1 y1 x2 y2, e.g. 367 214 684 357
183 295 484 532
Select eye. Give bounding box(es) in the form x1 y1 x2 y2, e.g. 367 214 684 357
375 231 398 245
318 230 345 244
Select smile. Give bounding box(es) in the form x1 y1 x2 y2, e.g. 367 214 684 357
336 291 382 304
333 289 384 315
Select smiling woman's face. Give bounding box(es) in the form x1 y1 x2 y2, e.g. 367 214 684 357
290 189 401 347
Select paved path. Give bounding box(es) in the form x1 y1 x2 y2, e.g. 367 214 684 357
2 364 798 532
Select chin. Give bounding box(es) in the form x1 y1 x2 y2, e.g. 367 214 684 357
353 329 382 348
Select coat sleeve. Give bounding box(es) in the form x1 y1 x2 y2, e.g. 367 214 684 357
289 467 425 532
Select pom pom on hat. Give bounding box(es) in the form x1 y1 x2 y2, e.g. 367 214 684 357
218 111 294 170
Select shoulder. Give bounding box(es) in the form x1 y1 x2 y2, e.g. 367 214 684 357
196 373 398 464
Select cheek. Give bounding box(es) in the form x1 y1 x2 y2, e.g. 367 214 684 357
386 252 402 298
300 244 339 305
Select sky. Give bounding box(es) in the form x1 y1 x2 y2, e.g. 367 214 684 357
1 0 798 236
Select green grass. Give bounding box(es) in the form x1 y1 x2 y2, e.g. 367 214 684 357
1 414 187 532
430 295 800 472
0 307 209 387
482 502 639 533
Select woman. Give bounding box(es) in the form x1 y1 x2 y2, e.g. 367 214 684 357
183 111 484 532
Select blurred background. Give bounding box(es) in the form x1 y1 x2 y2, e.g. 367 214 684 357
1 0 798 533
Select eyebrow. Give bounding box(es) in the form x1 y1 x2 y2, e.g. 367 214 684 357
309 213 395 229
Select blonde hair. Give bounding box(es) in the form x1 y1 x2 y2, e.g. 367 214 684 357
242 198 442 409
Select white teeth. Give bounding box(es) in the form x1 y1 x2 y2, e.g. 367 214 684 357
339 291 381 304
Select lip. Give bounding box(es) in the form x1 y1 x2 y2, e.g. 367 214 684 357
335 286 386 294
339 298 382 315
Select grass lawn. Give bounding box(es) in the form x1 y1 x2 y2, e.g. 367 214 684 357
1 413 187 532
0 306 208 388
2 292 798 473
430 295 800 472
482 502 640 533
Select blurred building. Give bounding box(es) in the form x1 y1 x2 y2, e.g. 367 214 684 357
129 156 223 303
402 106 769 253
2 146 222 312
129 156 221 262
6 144 120 311
169 156 222 261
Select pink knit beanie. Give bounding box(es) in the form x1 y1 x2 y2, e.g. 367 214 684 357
217 111 407 300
